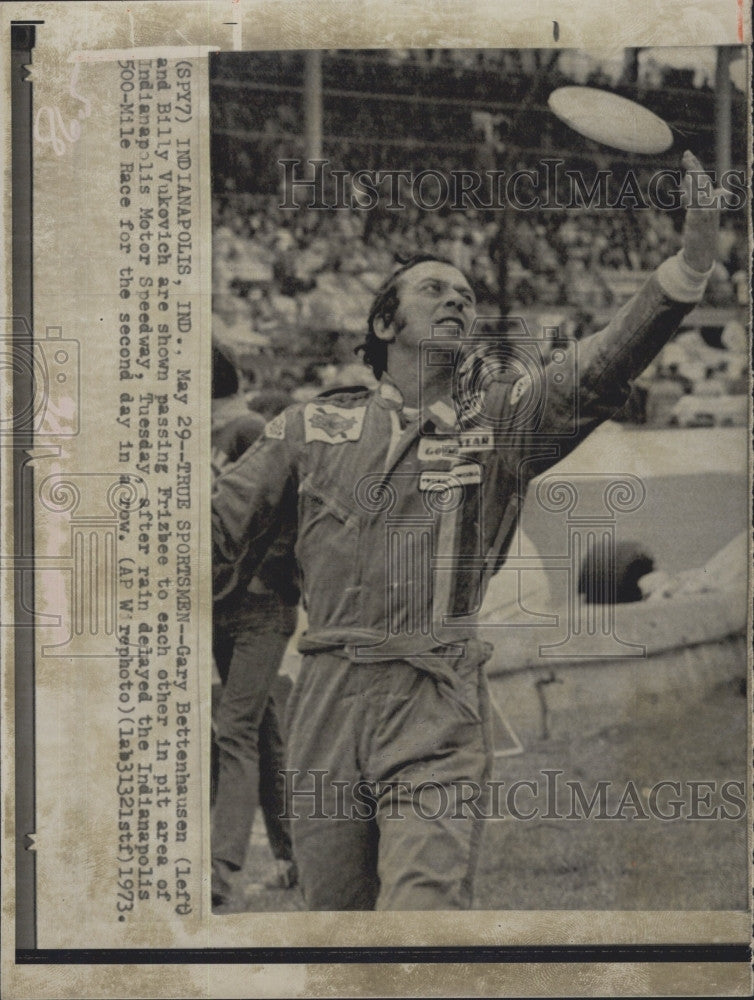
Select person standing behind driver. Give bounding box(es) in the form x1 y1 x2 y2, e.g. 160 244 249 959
211 349 299 908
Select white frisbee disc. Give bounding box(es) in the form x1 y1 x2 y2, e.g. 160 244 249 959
548 86 673 155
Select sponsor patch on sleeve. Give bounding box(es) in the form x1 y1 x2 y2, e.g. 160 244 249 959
264 412 287 440
304 403 366 444
510 375 532 407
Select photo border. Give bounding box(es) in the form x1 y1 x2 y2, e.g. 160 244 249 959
2 1 751 996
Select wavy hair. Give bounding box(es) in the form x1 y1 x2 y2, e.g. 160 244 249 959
355 253 456 378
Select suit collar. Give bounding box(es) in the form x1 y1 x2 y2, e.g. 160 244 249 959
377 375 458 432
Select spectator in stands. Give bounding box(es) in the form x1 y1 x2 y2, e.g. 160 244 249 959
210 124 746 410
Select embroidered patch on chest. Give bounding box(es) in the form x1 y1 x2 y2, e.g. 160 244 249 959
417 438 460 462
419 463 482 491
457 430 495 452
304 403 366 443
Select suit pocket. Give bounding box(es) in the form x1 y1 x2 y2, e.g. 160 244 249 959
437 639 493 724
296 476 361 625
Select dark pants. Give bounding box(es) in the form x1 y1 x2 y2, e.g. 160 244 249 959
284 639 493 910
212 593 297 870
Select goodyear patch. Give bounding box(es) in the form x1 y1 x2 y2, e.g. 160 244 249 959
264 412 287 440
419 463 482 491
304 402 366 444
417 438 460 462
458 430 495 452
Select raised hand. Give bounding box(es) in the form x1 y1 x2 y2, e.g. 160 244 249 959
680 150 722 274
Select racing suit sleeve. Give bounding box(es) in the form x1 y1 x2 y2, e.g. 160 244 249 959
557 254 709 429
255 518 301 606
212 420 300 602
500 252 712 472
476 253 713 580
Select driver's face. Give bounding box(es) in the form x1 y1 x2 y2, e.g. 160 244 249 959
387 261 477 349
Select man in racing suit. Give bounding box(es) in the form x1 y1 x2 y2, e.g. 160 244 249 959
212 151 720 910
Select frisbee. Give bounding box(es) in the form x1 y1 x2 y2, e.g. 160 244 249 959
548 86 673 155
